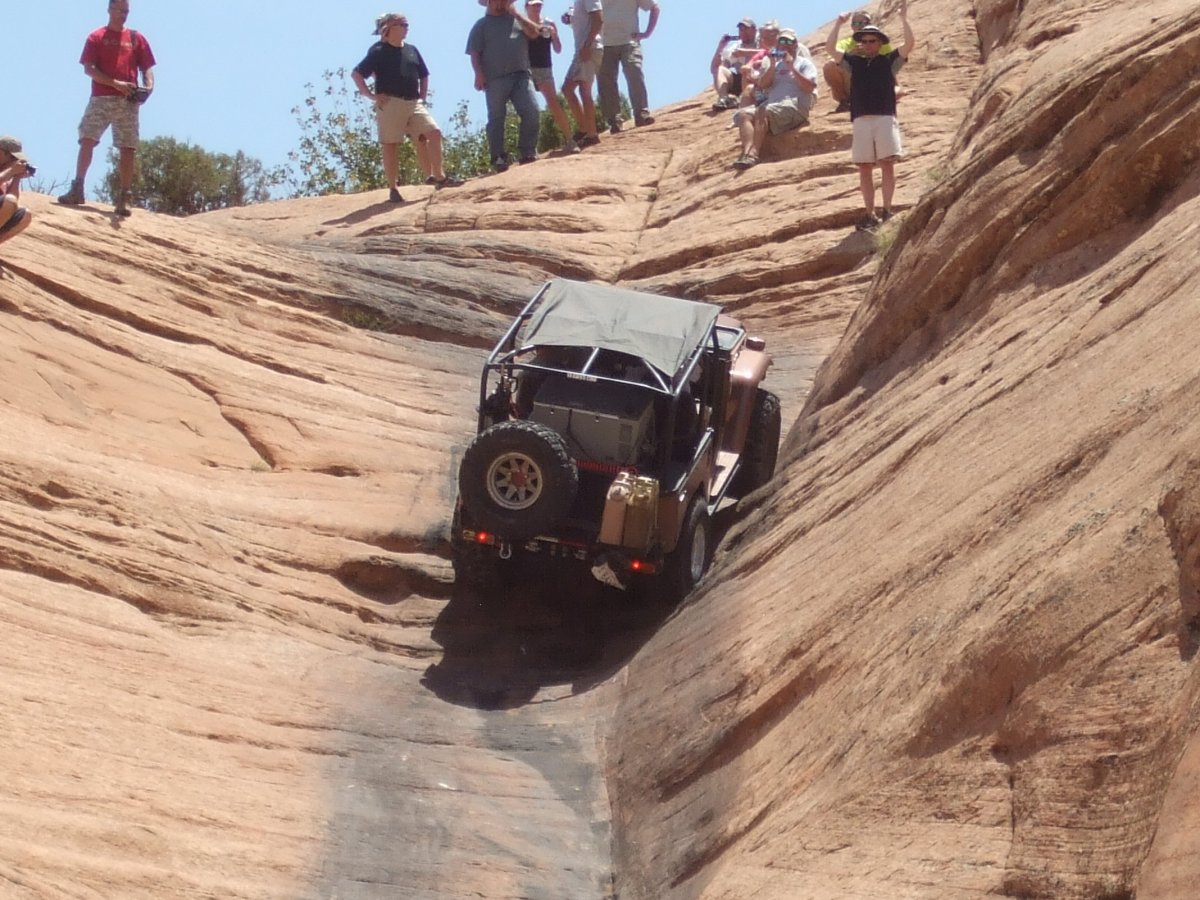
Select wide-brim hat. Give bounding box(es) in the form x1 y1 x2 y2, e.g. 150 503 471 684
853 24 891 43
0 135 27 162
373 12 405 35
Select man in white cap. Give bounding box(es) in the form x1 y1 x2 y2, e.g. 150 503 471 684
58 0 156 217
0 136 33 246
353 12 462 202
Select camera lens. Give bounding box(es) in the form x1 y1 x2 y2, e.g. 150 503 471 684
25 164 36 177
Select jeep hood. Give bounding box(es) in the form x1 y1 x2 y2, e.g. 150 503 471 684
523 279 721 382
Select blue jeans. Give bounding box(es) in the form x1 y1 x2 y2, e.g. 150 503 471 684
484 71 540 160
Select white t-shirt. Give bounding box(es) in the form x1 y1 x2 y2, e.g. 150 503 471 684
601 0 658 47
572 0 604 52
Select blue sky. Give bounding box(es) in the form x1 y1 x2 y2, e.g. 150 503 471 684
10 1 849 193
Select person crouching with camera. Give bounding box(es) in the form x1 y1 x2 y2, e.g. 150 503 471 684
0 136 33 247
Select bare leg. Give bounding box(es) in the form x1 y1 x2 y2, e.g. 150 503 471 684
74 139 98 185
422 132 446 180
879 158 897 213
857 163 876 215
537 82 573 144
823 62 850 105
118 146 137 193
381 142 399 188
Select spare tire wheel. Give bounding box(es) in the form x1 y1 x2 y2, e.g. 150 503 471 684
459 420 578 541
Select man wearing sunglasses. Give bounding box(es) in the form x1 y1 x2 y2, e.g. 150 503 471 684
732 28 817 170
354 13 463 201
823 10 893 113
826 0 915 230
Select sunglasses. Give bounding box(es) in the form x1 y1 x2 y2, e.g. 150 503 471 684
859 37 881 43
778 37 797 45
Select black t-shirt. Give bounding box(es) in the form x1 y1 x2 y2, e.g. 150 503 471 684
843 51 905 119
354 42 430 100
528 33 553 68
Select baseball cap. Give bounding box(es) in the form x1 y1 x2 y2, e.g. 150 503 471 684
526 0 544 5
0 136 27 162
738 18 756 29
761 19 781 32
778 29 799 43
851 11 873 29
373 12 406 35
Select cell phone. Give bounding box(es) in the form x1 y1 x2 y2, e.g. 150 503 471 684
724 34 738 41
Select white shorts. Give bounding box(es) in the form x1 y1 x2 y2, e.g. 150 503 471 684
851 115 903 164
375 96 439 145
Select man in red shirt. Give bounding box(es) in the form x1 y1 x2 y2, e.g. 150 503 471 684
57 0 156 217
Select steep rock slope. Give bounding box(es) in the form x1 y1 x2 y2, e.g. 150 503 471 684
609 1 1200 898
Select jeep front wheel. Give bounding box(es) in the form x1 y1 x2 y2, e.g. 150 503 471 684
459 420 578 541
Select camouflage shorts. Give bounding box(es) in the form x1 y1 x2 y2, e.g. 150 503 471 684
77 95 140 148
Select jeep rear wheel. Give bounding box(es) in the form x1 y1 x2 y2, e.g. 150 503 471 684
663 496 712 602
735 388 781 496
459 420 578 541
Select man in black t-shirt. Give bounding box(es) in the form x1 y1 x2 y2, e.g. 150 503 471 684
353 12 463 201
826 0 915 231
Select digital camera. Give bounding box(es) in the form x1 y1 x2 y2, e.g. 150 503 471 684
24 164 36 177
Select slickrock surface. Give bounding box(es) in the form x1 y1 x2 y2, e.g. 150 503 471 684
0 0 1196 898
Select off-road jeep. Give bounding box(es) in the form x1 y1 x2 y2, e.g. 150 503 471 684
452 278 780 599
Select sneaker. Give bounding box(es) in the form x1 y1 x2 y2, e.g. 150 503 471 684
609 119 623 135
57 180 84 206
712 97 730 112
518 154 537 165
879 209 894 222
579 134 601 148
732 154 758 170
572 131 586 143
855 213 881 232
434 175 464 188
634 114 656 127
492 156 510 173
388 187 403 203
114 190 132 218
834 100 851 114
563 139 582 154
425 176 437 185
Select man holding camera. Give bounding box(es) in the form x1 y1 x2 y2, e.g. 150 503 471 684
731 28 817 170
0 136 33 247
58 0 156 217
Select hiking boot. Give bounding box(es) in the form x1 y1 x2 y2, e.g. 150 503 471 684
572 131 586 143
114 190 132 218
609 118 623 135
434 176 464 188
879 209 894 223
563 138 582 154
492 155 510 173
634 114 655 127
388 187 403 203
833 100 851 114
57 179 85 206
579 134 601 148
712 96 730 112
518 154 537 165
855 213 881 232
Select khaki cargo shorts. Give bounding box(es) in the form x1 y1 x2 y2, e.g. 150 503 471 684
375 96 439 144
78 95 140 148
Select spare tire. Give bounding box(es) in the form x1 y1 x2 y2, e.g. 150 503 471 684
458 420 578 541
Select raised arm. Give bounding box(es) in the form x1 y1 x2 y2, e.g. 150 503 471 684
508 1 540 39
897 0 916 58
826 11 850 62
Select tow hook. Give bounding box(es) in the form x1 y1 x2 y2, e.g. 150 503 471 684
499 542 513 560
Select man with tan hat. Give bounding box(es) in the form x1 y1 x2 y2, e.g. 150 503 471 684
0 136 33 246
353 12 462 202
731 28 817 170
823 10 893 114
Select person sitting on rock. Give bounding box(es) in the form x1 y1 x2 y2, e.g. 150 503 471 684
826 0 915 229
732 28 817 170
710 18 757 111
823 10 895 114
0 136 33 247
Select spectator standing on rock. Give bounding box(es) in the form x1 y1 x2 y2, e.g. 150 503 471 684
57 0 155 217
468 0 543 171
823 11 894 114
826 1 915 230
524 0 579 153
710 18 757 111
0 136 33 247
732 29 817 170
598 0 659 133
353 13 463 203
561 0 604 149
